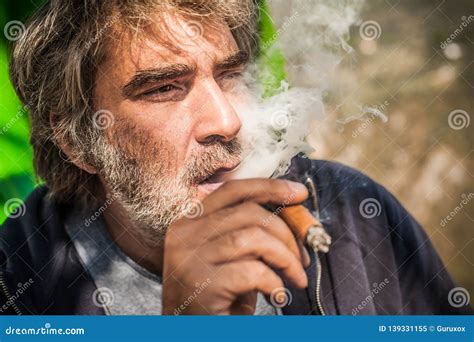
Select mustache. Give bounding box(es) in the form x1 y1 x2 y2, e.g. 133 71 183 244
184 139 242 185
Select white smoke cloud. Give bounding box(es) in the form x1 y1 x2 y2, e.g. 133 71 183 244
227 0 366 180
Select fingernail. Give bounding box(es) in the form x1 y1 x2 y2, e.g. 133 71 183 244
300 272 309 288
287 181 307 193
302 245 311 268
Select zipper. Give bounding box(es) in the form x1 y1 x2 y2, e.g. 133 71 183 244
304 175 320 221
0 271 22 315
314 252 326 315
304 175 328 316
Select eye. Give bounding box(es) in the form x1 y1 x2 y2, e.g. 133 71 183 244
221 71 243 80
143 84 178 96
216 71 244 91
138 83 187 102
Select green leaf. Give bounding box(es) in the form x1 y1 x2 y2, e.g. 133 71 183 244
0 43 33 179
257 0 287 97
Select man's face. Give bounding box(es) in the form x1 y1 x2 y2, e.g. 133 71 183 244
91 13 250 243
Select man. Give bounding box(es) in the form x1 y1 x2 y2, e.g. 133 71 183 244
0 0 470 315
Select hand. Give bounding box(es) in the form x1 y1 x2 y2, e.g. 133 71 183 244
162 179 309 315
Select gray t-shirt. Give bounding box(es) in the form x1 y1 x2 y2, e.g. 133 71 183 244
65 207 278 315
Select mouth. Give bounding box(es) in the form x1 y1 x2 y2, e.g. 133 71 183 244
196 162 241 196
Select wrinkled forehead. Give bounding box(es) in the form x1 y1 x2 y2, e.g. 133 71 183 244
102 11 240 75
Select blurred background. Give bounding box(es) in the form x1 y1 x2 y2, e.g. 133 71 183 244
0 1 41 223
0 0 472 304
269 0 473 303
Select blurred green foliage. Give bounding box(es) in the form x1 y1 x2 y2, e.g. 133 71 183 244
0 1 45 223
257 0 287 97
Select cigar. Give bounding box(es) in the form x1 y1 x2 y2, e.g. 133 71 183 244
278 205 331 253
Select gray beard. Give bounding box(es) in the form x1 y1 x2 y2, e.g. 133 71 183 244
90 133 241 246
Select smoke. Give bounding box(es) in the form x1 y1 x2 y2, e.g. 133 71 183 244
227 0 366 180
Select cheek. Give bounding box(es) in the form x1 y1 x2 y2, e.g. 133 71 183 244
225 90 254 120
109 117 179 175
114 103 196 164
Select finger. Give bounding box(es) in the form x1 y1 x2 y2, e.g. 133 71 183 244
214 260 285 298
200 202 301 261
297 239 311 268
231 291 258 315
201 179 308 214
201 226 307 288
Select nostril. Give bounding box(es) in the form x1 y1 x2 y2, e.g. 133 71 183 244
202 134 227 144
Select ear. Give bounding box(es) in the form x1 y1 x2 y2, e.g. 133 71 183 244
50 112 98 175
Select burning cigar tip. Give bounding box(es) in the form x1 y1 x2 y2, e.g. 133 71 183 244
279 205 331 253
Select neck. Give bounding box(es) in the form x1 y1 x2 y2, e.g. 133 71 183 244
102 201 164 276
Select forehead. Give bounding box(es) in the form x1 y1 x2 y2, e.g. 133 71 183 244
101 12 239 75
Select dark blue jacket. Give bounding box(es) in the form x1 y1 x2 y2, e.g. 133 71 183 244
0 158 471 315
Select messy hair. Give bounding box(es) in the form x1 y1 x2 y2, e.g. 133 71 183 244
9 0 259 204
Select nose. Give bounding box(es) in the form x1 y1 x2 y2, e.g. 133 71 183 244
193 79 242 144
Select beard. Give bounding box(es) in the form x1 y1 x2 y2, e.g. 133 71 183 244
89 122 241 246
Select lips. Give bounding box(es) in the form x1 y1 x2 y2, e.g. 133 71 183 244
196 162 241 197
201 163 241 183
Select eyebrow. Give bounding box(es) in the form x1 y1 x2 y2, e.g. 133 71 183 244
121 50 249 98
122 64 194 98
215 50 249 71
